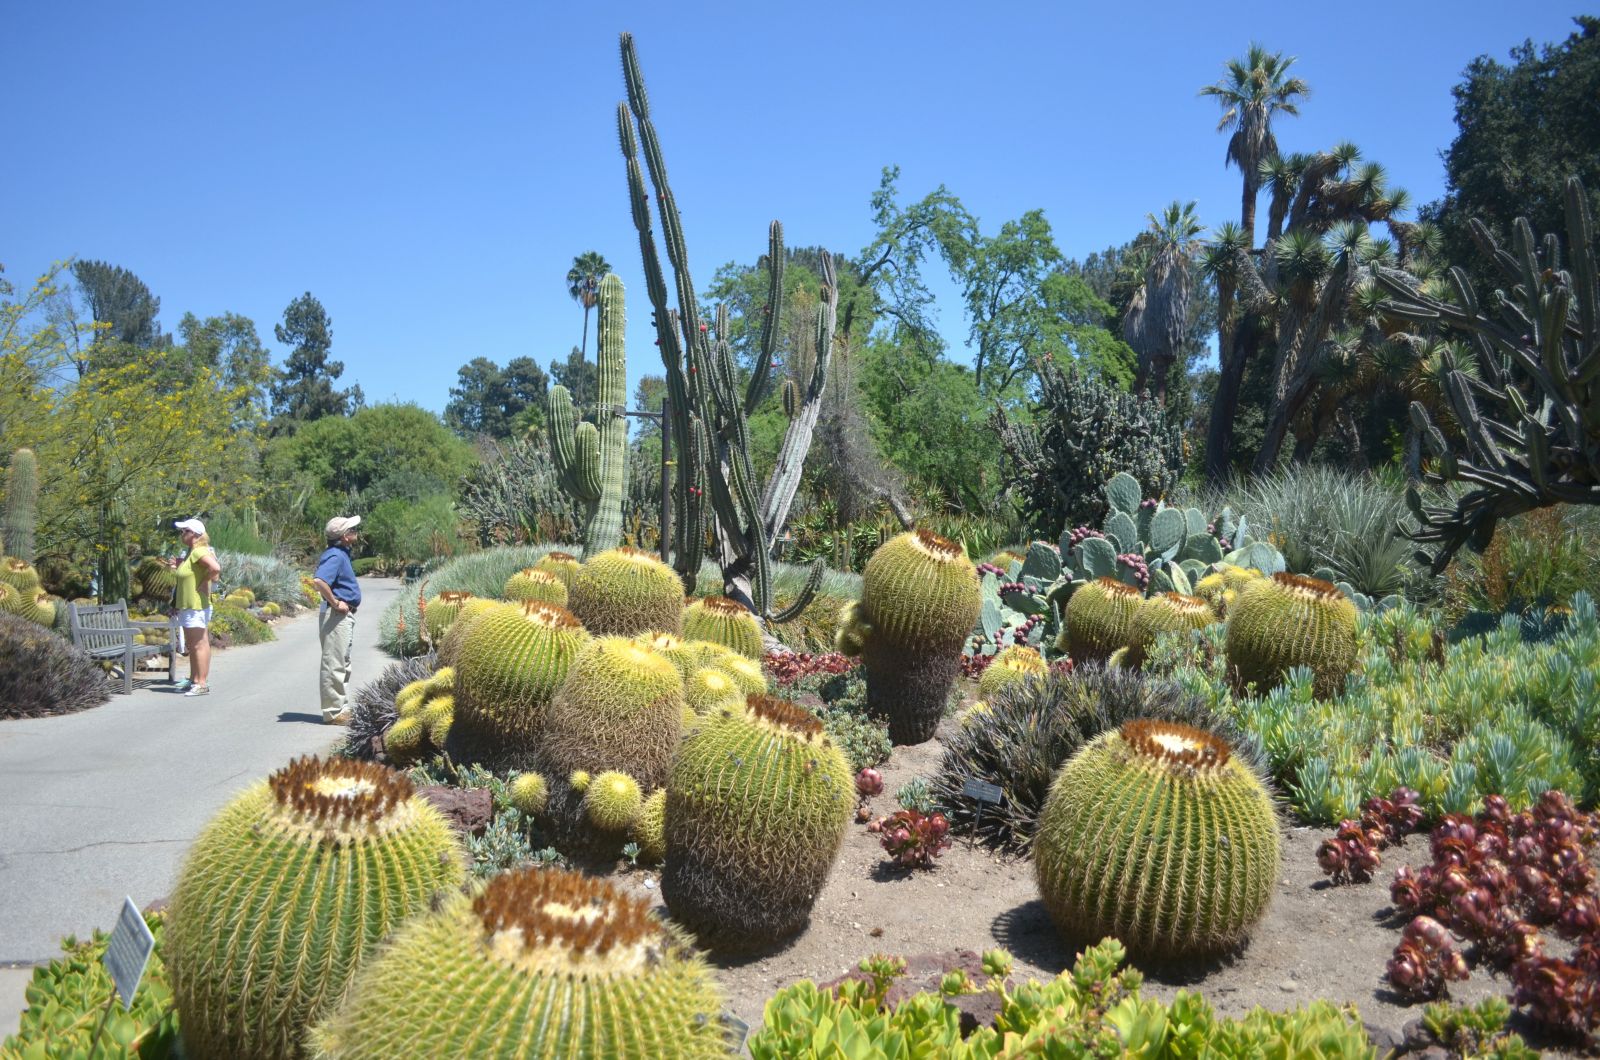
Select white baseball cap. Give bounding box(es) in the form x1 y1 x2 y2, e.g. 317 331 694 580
174 518 207 536
325 515 362 538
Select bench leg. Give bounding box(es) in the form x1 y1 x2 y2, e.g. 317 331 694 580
123 648 133 694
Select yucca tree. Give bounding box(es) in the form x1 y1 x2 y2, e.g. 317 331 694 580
1200 44 1310 246
1123 201 1204 403
1201 221 1266 483
566 250 611 357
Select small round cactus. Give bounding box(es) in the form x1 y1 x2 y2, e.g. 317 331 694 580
976 644 1047 703
310 867 727 1059
1193 563 1263 617
568 546 685 637
422 590 475 645
583 770 644 832
663 694 853 953
1125 592 1218 667
384 716 428 763
502 567 569 607
1059 577 1142 662
682 595 763 659
168 757 464 1060
1226 572 1359 697
632 788 667 863
1034 721 1280 960
532 549 582 591
683 666 744 718
540 636 684 790
508 771 549 816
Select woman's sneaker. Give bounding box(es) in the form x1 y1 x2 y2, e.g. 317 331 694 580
183 684 210 697
173 679 193 693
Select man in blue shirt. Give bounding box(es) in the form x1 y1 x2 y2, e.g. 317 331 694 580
312 515 363 724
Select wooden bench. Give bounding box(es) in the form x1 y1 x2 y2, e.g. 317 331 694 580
67 601 178 694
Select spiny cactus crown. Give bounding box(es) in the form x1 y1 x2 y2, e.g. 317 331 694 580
438 590 472 606
1270 571 1343 600
743 693 825 739
472 868 665 977
1151 592 1213 617
266 757 414 827
1093 576 1143 601
513 599 584 629
911 528 964 562
1119 719 1231 771
693 595 746 616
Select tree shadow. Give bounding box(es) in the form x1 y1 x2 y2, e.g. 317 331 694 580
276 712 324 724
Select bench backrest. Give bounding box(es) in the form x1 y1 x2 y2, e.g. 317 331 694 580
68 601 133 654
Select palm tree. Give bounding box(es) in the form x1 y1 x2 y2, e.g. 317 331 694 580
566 251 611 356
1123 201 1203 404
1200 44 1310 247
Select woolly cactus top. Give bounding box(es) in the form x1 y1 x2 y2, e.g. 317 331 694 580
1151 592 1214 617
473 868 667 980
612 545 666 565
1269 572 1343 600
437 590 473 605
910 528 965 563
511 568 562 587
1092 576 1143 600
543 551 578 564
262 757 428 843
690 595 746 616
510 599 584 630
1118 719 1231 771
742 693 826 740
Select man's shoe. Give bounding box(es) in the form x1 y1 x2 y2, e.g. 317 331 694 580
183 684 210 697
326 710 353 726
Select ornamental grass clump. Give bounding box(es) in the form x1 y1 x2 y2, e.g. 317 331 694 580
311 867 728 1059
167 757 464 1060
663 694 853 953
1034 720 1280 960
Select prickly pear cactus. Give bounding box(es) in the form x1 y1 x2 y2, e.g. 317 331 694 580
1034 721 1279 960
167 757 464 1060
1226 573 1359 697
310 867 728 1059
663 695 853 953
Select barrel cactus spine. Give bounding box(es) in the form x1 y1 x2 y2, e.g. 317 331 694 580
509 772 549 816
633 788 667 862
569 546 686 637
547 273 628 559
662 694 853 952
0 558 40 594
683 666 744 718
682 595 763 659
1226 572 1359 697
1034 721 1280 960
540 635 684 790
2 449 37 563
1059 576 1142 662
447 601 590 770
844 529 981 745
502 567 569 607
310 867 727 1059
168 757 465 1060
1125 592 1218 667
434 597 505 669
1194 563 1264 617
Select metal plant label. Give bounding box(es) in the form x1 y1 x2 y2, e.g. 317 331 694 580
104 896 155 1010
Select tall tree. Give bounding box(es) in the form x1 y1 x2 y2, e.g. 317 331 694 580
270 292 359 427
1122 201 1203 404
1421 17 1600 297
71 260 163 351
445 355 549 438
1199 44 1310 247
177 312 273 425
549 345 597 412
566 251 611 356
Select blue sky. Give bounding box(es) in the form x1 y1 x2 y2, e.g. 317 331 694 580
2 2 1582 413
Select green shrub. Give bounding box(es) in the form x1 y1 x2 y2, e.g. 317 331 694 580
208 604 273 647
1145 595 1600 823
214 550 304 610
1443 505 1600 620
205 510 274 556
378 544 575 656
750 939 1377 1059
929 666 1255 854
364 494 466 567
0 612 111 719
1 911 179 1059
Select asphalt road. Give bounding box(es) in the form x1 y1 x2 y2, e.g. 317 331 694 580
0 577 400 1037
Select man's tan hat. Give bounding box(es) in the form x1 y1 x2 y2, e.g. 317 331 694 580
325 515 362 538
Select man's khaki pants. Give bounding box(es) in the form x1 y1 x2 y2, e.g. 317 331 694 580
319 608 356 721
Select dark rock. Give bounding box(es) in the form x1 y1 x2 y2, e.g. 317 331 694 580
949 990 1003 1035
1363 1022 1402 1056
1400 1018 1432 1051
417 785 492 837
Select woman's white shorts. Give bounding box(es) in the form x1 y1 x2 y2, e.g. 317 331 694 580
176 608 212 629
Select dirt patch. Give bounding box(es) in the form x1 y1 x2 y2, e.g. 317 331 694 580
610 709 1579 1053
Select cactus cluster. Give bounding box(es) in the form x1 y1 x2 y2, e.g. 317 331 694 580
167 757 464 1060
837 530 981 745
1226 572 1360 697
975 644 1048 703
568 546 685 637
1034 720 1280 960
312 867 727 1059
533 550 582 590
663 694 853 952
386 667 458 763
547 272 629 559
448 600 590 769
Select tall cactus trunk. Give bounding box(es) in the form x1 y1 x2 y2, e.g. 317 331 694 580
3 448 38 563
760 253 837 551
98 503 130 604
547 275 628 558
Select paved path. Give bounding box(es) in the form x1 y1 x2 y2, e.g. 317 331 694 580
0 578 400 1036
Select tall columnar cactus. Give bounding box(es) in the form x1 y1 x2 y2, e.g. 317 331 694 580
1376 177 1600 571
1226 572 1359 697
1034 721 1280 960
547 273 627 559
310 867 727 1059
98 505 130 605
837 530 982 745
448 601 590 769
540 635 685 791
663 694 853 953
3 448 37 563
617 33 826 624
167 757 464 1060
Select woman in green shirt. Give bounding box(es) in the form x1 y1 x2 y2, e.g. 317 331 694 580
171 518 221 696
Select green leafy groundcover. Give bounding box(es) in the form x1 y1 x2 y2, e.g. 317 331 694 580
750 938 1384 1058
1 911 178 1060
